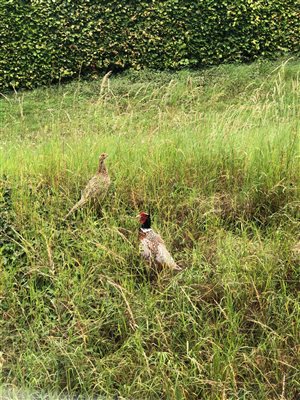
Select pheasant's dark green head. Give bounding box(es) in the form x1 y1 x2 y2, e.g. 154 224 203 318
138 211 151 229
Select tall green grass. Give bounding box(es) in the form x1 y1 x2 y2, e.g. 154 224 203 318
1 59 300 399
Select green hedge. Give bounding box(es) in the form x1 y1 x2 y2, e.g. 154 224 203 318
0 0 299 90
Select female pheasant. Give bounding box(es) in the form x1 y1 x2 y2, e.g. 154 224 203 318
65 153 110 218
138 211 181 271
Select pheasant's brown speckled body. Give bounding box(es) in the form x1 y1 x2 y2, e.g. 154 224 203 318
138 212 181 271
66 153 110 218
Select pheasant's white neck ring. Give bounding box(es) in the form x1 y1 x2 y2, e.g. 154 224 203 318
141 228 152 233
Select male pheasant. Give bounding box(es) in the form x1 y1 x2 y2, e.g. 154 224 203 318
137 211 181 271
65 153 110 218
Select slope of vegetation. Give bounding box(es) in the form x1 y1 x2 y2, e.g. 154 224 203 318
0 59 300 399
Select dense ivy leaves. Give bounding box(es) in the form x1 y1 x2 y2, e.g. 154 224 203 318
0 0 299 90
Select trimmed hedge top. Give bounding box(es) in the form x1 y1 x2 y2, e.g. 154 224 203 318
1 0 299 90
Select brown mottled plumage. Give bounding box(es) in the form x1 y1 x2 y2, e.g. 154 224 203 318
137 212 181 271
65 153 110 218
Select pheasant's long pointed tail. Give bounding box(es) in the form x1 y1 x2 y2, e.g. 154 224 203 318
172 263 182 271
65 198 87 219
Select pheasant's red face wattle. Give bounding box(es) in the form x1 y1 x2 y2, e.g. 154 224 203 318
139 212 149 224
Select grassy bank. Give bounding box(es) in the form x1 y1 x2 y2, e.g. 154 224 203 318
0 59 300 399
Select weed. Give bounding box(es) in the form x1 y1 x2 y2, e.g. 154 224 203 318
0 59 299 399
